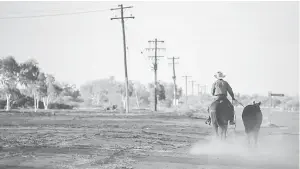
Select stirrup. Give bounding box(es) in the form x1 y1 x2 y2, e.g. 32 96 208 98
205 118 211 125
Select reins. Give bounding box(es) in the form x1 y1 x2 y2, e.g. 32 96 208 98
233 99 245 108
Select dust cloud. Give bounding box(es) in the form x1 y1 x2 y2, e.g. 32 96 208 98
189 131 298 167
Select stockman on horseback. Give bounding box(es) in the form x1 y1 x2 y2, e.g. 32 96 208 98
206 71 236 125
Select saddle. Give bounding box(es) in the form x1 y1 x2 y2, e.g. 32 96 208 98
215 95 226 102
215 96 233 110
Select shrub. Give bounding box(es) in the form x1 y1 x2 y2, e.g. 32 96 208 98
159 99 173 108
11 96 44 109
48 103 74 109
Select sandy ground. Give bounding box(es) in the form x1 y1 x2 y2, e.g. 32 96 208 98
0 108 298 169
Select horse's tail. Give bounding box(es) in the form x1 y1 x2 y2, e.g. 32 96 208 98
216 110 229 128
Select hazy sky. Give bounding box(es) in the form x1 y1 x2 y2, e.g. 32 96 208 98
0 1 298 96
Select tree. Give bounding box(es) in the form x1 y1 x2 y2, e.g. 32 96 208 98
0 56 21 111
39 74 63 110
285 98 299 111
163 83 174 101
80 78 116 107
176 87 183 100
238 94 252 105
32 72 47 111
60 83 80 100
56 83 82 104
19 59 40 111
157 82 166 101
272 98 282 108
117 81 134 97
80 83 94 106
147 82 168 107
91 90 109 105
161 82 183 106
132 81 150 107
116 80 134 109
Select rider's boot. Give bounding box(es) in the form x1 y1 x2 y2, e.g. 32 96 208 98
205 116 211 125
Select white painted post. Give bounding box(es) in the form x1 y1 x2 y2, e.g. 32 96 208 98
268 91 272 124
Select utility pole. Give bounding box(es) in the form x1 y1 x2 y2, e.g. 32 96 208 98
202 85 207 94
196 84 201 96
199 85 207 95
182 75 191 104
111 4 134 114
168 57 179 106
189 80 196 96
196 84 207 95
146 39 165 111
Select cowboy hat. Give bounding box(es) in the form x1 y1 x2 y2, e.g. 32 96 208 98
214 71 226 79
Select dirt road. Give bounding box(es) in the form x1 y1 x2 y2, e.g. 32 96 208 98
0 109 298 169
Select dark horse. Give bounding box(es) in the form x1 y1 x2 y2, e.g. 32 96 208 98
208 99 233 140
242 101 263 147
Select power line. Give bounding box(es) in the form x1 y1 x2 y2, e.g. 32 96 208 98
0 8 110 20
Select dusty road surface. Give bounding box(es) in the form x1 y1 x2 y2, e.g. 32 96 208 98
0 108 298 169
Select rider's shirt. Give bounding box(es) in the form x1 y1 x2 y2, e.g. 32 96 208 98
211 79 234 99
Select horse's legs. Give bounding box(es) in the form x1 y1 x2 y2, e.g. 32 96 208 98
219 127 225 140
248 134 251 145
246 132 251 147
220 124 228 140
224 125 228 140
211 111 219 138
249 132 257 148
213 123 219 138
220 128 224 140
222 128 226 140
254 130 259 147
